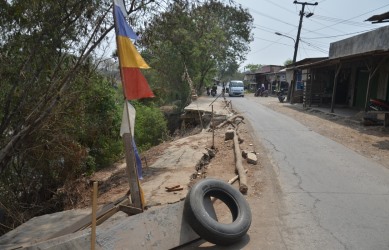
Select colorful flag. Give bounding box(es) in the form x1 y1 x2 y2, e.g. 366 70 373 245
113 0 154 100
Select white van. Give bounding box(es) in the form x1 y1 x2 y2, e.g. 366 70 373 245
228 80 245 97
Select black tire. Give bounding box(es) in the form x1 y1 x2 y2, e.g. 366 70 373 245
184 178 252 245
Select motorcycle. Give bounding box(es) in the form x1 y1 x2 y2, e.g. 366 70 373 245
254 87 268 97
277 89 286 103
206 87 210 96
211 88 217 97
369 98 389 111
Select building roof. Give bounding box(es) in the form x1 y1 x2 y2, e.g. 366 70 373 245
296 49 389 69
365 11 389 23
284 57 328 70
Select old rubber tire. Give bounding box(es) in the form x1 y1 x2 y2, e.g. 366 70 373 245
184 178 252 245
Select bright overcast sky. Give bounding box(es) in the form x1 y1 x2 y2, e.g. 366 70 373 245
235 0 389 67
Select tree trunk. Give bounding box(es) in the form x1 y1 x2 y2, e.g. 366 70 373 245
233 130 248 194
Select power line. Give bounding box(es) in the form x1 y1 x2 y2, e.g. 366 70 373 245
299 40 328 54
301 27 378 39
249 8 298 29
308 3 389 33
254 24 281 34
254 36 294 47
311 15 373 28
263 0 297 15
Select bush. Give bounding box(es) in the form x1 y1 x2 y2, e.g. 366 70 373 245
132 101 168 152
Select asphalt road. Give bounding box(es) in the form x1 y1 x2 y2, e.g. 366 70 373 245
231 95 389 250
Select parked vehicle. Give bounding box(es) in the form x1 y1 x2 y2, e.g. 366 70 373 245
276 89 286 103
228 80 244 97
369 98 389 111
211 85 217 97
254 86 268 97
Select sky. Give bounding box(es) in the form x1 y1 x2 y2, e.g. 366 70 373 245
234 0 389 67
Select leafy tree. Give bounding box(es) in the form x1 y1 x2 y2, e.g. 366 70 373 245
0 0 166 233
0 0 159 173
284 59 293 66
141 0 253 105
245 64 262 72
0 65 123 234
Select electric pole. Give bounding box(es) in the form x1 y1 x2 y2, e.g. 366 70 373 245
289 1 318 103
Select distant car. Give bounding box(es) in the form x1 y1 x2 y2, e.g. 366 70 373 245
228 80 245 97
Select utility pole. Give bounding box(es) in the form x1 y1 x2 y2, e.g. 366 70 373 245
289 1 318 103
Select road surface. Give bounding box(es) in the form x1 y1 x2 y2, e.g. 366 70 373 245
232 95 389 250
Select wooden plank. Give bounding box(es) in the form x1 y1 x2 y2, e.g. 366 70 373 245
119 205 143 215
46 195 129 240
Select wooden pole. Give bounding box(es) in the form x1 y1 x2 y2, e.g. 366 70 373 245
212 105 214 149
91 181 98 250
228 169 248 185
364 58 385 112
330 63 342 113
123 101 143 209
113 3 143 210
233 131 248 194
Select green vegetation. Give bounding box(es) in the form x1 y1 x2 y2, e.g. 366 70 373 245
0 0 253 234
244 64 262 72
284 59 293 66
133 102 168 152
142 1 253 107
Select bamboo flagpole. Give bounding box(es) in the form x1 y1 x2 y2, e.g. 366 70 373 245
113 0 154 209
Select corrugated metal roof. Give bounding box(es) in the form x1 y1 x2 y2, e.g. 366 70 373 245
296 50 389 69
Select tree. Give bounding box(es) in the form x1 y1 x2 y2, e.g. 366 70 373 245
245 64 262 72
0 0 159 174
141 0 253 105
0 0 168 233
284 59 293 66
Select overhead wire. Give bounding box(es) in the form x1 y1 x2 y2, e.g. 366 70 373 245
263 0 296 15
311 15 373 28
249 8 298 29
245 0 388 63
308 3 389 33
251 27 297 54
301 27 379 39
299 40 328 54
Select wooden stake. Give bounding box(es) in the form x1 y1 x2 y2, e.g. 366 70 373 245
212 105 215 149
91 181 98 250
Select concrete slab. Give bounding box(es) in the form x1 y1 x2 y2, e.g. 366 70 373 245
0 209 91 249
184 96 232 116
141 132 212 206
25 201 199 250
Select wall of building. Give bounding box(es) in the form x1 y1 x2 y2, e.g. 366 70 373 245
329 26 389 59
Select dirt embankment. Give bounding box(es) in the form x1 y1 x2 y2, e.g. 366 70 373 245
69 97 389 209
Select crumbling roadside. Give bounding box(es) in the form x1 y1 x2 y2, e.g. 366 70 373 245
0 96 260 249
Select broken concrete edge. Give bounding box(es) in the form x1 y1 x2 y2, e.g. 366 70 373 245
12 201 200 250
